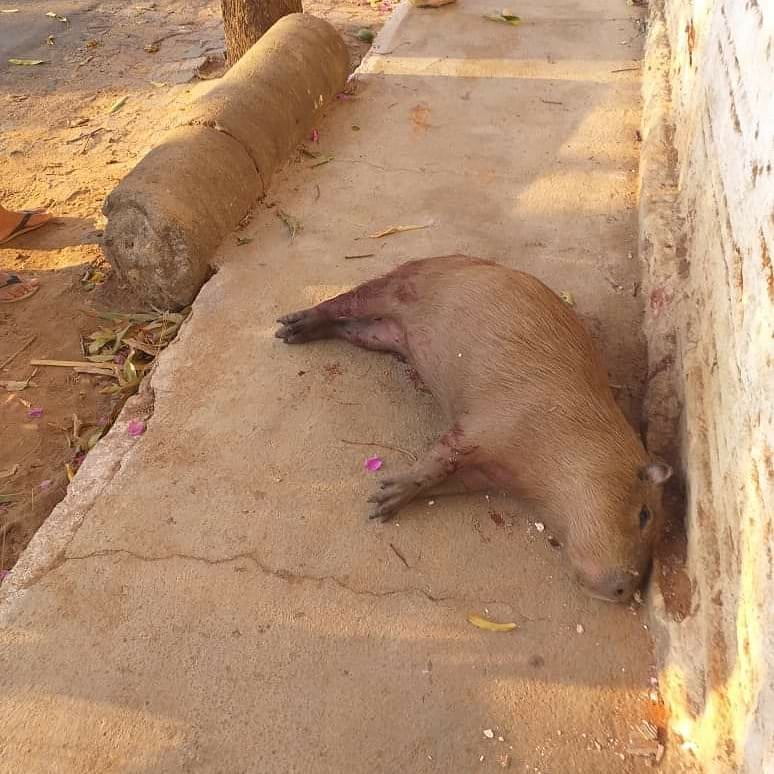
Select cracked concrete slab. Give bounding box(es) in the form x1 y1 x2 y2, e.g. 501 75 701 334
0 1 663 771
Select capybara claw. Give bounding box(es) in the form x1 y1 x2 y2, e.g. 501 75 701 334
274 310 324 344
277 311 303 325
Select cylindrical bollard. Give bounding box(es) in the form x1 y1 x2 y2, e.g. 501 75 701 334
102 14 350 310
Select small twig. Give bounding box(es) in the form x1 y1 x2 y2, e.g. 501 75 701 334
65 127 103 144
149 28 191 48
389 543 410 568
0 335 36 371
369 224 430 239
611 66 640 73
314 184 321 201
540 99 563 105
340 438 418 461
344 253 375 260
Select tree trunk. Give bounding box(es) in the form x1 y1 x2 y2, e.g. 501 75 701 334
221 0 303 65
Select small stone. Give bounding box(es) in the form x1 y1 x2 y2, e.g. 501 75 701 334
534 522 545 532
483 729 495 739
428 499 436 506
497 736 504 742
576 624 584 634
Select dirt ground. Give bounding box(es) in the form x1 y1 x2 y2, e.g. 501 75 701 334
0 0 384 575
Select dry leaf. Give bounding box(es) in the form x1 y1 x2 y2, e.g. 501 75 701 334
467 614 517 632
483 10 521 25
8 58 47 66
276 209 301 239
0 464 19 480
369 224 430 239
559 290 575 306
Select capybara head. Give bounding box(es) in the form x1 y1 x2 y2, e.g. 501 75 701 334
564 460 672 603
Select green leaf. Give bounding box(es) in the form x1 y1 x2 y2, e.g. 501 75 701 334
483 11 522 25
108 95 128 113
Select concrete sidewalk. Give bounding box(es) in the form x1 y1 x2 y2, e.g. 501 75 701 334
1 1 661 771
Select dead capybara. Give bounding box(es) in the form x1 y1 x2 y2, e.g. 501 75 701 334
275 255 671 602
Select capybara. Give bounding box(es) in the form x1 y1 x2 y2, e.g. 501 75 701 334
275 256 671 602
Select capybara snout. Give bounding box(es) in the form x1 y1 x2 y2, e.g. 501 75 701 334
276 255 672 602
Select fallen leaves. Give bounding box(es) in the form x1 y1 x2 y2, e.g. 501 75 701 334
31 309 188 399
26 407 44 418
467 614 517 632
45 11 69 23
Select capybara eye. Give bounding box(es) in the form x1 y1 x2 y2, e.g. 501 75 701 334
639 506 651 530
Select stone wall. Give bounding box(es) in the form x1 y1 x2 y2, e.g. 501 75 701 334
641 1 773 772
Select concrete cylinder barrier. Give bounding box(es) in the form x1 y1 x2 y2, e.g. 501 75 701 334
102 14 350 310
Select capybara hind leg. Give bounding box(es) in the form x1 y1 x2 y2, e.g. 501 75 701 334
275 279 395 345
337 318 406 355
367 426 480 521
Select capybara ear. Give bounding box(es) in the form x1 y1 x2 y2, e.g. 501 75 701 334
639 462 673 485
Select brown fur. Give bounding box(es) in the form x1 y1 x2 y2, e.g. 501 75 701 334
276 256 671 602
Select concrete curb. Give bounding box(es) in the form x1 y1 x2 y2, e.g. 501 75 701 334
638 4 702 772
102 13 349 310
638 2 683 471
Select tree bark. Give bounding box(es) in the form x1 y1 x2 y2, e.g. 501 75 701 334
221 0 303 65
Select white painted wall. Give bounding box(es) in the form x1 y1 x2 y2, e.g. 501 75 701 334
655 1 773 771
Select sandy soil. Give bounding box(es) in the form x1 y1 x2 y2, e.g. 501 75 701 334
0 0 385 574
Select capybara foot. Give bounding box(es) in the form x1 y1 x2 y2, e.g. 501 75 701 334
367 475 424 522
275 308 330 344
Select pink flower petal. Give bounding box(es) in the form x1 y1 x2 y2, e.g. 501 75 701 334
310 128 320 143
39 479 53 490
0 569 10 583
27 407 44 418
364 456 383 472
127 419 146 437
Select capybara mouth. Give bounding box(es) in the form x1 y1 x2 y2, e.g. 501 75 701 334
577 572 640 604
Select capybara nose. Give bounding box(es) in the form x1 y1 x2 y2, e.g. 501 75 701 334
579 569 640 603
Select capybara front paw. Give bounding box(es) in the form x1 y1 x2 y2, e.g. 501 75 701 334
275 309 323 344
367 477 422 522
